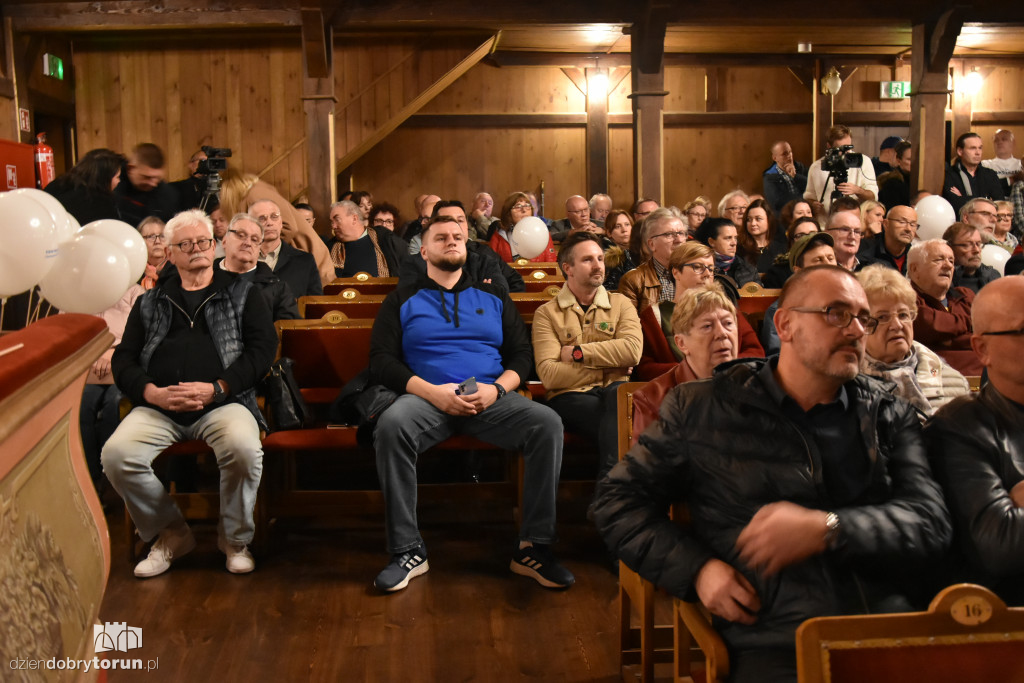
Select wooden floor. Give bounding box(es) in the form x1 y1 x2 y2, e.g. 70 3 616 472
99 502 625 682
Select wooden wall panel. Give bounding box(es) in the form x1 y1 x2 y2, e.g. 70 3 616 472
422 63 585 114
973 67 1024 112
833 64 913 113
719 67 810 112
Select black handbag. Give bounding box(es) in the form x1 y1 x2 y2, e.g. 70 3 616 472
261 357 309 431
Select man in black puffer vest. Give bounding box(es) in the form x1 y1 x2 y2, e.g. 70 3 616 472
593 265 951 683
103 209 276 580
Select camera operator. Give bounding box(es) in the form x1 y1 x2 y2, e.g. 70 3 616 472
170 149 208 211
804 125 878 213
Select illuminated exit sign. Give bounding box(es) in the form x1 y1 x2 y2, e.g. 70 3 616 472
880 81 911 99
43 53 64 80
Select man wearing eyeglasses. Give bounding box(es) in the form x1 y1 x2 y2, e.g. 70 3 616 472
618 208 688 315
218 213 299 321
103 209 277 579
942 132 1005 216
924 275 1024 606
907 239 983 376
858 205 917 275
594 265 950 683
532 232 642 483
549 195 602 243
250 199 323 299
825 210 871 272
943 219 1001 294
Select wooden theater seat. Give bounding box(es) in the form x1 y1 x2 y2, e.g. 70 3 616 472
298 293 386 320
323 275 398 296
796 583 1024 683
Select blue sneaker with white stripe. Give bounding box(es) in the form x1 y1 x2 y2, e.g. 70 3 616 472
510 543 575 589
375 545 429 592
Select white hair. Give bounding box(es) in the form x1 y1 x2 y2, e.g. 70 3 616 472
164 208 213 244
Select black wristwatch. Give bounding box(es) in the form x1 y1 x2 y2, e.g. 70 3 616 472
571 345 584 363
493 382 507 400
212 381 226 403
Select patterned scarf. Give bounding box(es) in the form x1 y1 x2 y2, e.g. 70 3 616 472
329 229 390 277
715 253 735 273
862 345 931 416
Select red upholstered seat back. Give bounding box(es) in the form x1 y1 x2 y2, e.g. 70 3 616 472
280 324 374 389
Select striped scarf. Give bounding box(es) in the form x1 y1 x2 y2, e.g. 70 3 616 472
329 229 390 277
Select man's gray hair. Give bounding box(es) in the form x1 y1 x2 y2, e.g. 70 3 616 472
907 238 949 270
717 190 749 217
331 199 361 217
164 208 213 244
643 207 682 242
959 196 996 222
229 212 264 240
589 193 612 209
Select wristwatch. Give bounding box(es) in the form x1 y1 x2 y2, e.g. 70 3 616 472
824 511 841 550
212 381 226 404
571 345 584 363
493 382 507 400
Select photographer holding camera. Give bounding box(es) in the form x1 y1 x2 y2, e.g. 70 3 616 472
804 125 878 213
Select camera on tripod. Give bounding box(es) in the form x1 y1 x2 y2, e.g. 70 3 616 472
197 146 232 211
820 144 863 202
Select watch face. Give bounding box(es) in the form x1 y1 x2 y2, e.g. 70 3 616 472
572 347 583 361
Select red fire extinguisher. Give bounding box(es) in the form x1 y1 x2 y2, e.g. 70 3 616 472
35 132 56 189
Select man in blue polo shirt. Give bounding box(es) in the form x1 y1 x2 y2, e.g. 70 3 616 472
368 214 574 593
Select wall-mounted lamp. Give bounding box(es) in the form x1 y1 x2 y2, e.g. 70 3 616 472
962 67 984 96
588 70 609 98
821 67 843 96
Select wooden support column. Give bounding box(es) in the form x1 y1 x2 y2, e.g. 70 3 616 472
811 60 832 160
909 10 961 195
628 16 667 205
950 59 973 145
585 67 608 198
301 5 336 237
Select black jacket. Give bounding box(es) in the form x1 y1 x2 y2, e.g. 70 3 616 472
858 232 909 275
924 383 1024 605
725 256 761 287
762 161 809 218
273 241 323 298
45 175 121 225
398 240 524 294
216 259 299 321
113 166 180 228
592 359 950 651
951 264 1001 294
941 161 1006 216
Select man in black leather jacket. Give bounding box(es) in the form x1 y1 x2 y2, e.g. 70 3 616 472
924 276 1024 606
593 265 951 683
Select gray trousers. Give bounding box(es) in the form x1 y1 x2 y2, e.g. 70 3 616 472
374 391 563 554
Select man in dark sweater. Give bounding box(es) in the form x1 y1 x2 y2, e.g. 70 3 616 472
102 209 276 579
114 143 180 227
369 214 573 594
942 132 1005 216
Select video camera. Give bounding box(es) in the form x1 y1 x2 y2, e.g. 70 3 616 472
197 146 232 211
820 144 863 202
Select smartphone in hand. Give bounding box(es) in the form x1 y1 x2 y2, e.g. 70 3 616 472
455 377 478 395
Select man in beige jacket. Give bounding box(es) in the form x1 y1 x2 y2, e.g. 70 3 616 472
532 232 643 480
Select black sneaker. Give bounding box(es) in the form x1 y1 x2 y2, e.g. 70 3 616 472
510 544 575 589
374 546 429 592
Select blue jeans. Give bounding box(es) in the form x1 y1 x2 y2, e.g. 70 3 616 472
374 391 563 554
101 404 263 544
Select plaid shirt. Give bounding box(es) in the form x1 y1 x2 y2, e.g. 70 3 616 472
652 258 675 303
1012 180 1024 240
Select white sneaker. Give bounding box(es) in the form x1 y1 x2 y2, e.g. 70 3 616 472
218 537 255 574
134 524 196 578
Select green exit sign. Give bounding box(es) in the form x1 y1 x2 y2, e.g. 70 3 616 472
880 81 910 99
43 53 64 80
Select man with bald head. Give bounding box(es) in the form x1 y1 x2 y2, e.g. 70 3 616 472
594 265 950 683
858 204 917 275
908 239 982 376
763 140 809 217
550 195 600 242
924 276 1024 605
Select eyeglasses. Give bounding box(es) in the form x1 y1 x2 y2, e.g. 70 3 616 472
169 237 214 253
374 218 395 227
888 217 918 229
726 205 749 213
512 203 532 211
873 310 917 327
997 213 1012 221
651 230 687 241
980 327 1024 337
951 241 983 249
968 210 996 219
678 262 713 275
255 213 281 224
786 306 878 334
826 227 864 238
227 230 263 246
142 234 165 243
687 210 707 218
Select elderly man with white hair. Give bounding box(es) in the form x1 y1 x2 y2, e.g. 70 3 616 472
102 209 277 578
589 193 613 227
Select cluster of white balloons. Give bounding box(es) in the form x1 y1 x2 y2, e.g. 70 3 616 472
0 189 146 313
511 216 550 260
913 194 1012 275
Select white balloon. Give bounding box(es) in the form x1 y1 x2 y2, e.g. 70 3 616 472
79 219 148 284
915 195 956 241
981 244 1011 276
7 188 74 245
0 191 58 297
39 233 132 313
511 217 550 260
